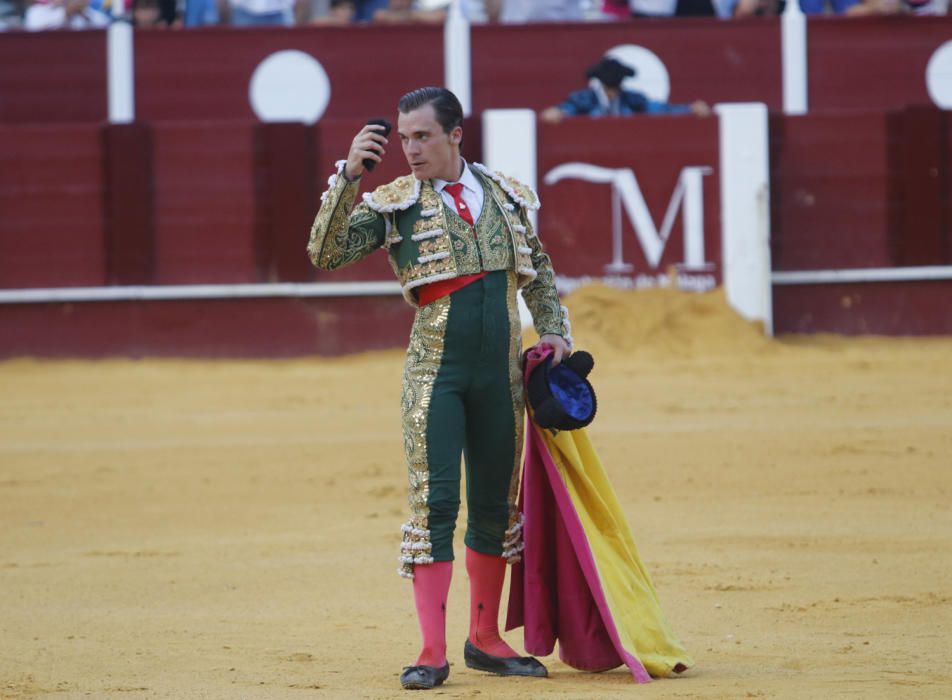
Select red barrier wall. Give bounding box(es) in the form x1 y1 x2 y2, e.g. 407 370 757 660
471 18 783 113
808 16 952 113
3 19 950 127
0 125 107 287
773 281 952 336
1 296 414 358
150 122 260 283
0 30 106 124
770 112 897 270
134 25 443 123
1 106 950 355
771 109 951 272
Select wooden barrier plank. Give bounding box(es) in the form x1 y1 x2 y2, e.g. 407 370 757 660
150 122 259 284
894 107 947 266
772 280 952 336
103 123 156 284
0 125 107 288
770 113 896 270
0 31 107 124
253 123 316 282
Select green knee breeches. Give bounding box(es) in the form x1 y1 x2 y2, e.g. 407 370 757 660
399 270 525 578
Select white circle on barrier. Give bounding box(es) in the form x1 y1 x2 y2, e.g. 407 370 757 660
926 41 952 109
249 50 330 124
604 45 671 103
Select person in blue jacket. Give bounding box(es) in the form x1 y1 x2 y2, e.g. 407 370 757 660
541 56 711 123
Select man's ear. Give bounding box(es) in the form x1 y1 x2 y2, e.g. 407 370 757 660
450 126 463 145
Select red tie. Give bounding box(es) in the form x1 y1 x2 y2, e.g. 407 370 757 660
444 182 474 227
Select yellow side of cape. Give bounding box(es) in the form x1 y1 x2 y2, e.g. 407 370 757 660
539 425 695 677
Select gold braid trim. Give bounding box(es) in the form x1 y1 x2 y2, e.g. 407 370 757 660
504 271 527 564
398 295 452 579
363 174 421 213
471 163 540 211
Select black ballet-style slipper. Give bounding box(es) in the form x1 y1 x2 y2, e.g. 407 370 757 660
399 662 450 690
463 640 548 678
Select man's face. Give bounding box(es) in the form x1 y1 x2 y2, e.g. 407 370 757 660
397 103 462 182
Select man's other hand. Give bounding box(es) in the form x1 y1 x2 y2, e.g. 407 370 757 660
536 334 570 366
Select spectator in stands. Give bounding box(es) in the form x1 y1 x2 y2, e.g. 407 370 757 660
844 0 947 13
500 0 584 21
310 0 353 22
798 0 859 12
0 0 27 28
304 0 328 18
183 0 220 25
132 0 161 23
541 56 711 124
629 0 715 15
133 0 179 24
460 0 501 20
372 0 445 22
628 0 674 15
601 0 630 16
24 0 110 28
352 0 386 19
731 0 781 15
228 0 296 24
899 0 947 12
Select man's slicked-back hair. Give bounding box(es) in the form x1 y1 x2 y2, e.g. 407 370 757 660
398 87 464 135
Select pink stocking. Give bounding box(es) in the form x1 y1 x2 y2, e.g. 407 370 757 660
466 547 518 658
412 561 453 667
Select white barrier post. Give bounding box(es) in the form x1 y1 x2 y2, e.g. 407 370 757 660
482 109 539 328
716 103 773 335
107 22 135 124
781 0 808 116
444 0 471 117
481 109 538 226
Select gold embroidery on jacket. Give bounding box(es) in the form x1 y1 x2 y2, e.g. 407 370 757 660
308 175 385 271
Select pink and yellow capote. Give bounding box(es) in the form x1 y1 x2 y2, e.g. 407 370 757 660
506 347 694 682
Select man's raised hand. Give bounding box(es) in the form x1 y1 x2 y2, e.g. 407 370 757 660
344 123 389 180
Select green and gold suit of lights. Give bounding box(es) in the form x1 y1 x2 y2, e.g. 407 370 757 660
308 162 570 579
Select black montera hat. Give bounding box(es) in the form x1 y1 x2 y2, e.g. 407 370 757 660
526 351 597 431
586 57 636 89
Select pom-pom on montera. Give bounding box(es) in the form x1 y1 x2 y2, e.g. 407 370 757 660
526 350 597 431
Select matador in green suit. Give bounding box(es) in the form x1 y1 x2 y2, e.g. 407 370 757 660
307 87 571 691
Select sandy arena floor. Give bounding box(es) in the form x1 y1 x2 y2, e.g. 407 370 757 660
1 286 950 699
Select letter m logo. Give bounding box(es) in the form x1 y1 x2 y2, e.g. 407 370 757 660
544 163 713 274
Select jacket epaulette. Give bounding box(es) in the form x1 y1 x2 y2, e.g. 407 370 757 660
363 175 421 213
472 163 541 211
